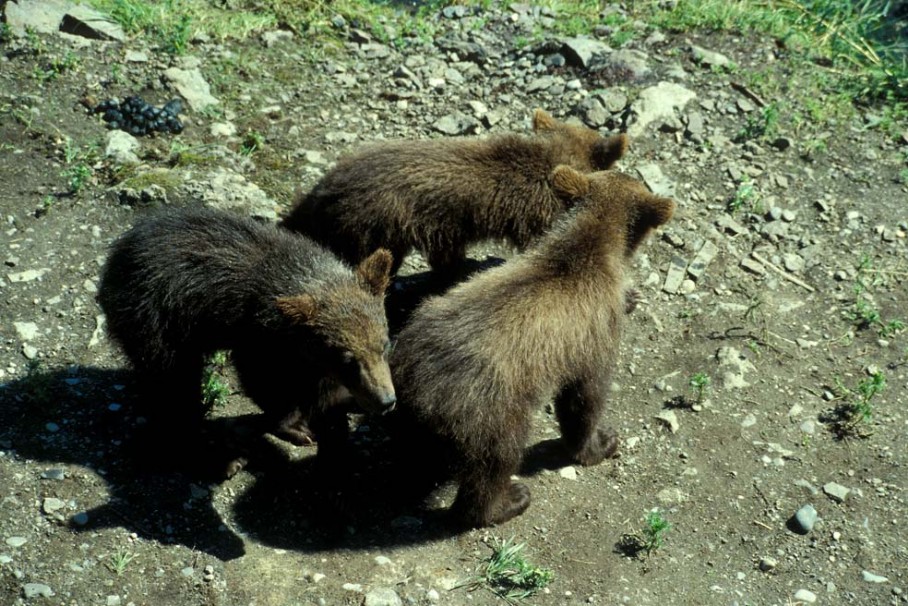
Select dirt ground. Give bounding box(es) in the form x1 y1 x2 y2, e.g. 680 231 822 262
1 2 907 605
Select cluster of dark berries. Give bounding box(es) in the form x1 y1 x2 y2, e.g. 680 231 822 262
93 96 184 136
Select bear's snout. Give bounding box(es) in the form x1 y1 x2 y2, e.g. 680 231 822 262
379 393 397 414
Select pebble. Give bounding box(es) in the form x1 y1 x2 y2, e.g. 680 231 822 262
427 589 440 602
45 422 60 433
6 537 27 548
793 589 816 603
758 556 777 572
308 572 325 583
559 466 578 480
181 567 194 577
862 570 889 583
342 583 363 592
791 504 817 534
654 410 679 433
106 596 121 606
42 497 66 514
72 512 89 526
13 321 39 341
22 583 54 599
822 482 850 503
363 587 402 606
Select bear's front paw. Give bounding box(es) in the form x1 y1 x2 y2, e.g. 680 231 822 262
624 288 640 314
574 427 619 466
492 482 532 525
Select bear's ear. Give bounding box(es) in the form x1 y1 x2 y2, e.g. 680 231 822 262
275 294 317 324
591 134 629 170
357 248 393 296
628 194 676 251
532 108 559 132
551 165 591 201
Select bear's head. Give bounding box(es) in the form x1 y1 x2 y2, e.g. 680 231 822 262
533 108 628 172
551 165 675 256
275 248 396 415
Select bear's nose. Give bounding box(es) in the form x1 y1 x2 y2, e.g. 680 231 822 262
381 394 397 413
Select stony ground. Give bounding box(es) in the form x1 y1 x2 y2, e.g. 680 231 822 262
1 1 907 605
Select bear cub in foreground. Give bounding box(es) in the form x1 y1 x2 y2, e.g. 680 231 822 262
390 167 675 527
97 207 395 459
282 109 628 276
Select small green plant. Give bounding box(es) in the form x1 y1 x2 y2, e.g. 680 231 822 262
106 548 137 576
240 130 265 156
163 14 192 54
737 101 780 142
201 351 230 410
456 537 554 603
827 370 886 438
33 52 80 81
848 254 904 336
727 178 757 214
688 372 711 405
35 195 56 218
63 163 93 194
616 509 671 560
0 22 12 44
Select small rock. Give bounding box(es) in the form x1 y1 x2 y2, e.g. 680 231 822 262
782 253 805 272
261 30 293 47
741 414 757 428
342 583 363 592
14 322 39 342
427 589 440 602
364 587 402 606
686 240 718 281
71 512 89 526
181 567 194 577
793 589 816 603
22 583 54 599
758 557 777 572
6 537 27 548
309 572 325 583
163 68 219 112
432 113 480 136
8 269 50 283
106 596 122 606
791 504 818 534
40 469 65 481
662 255 688 294
629 82 697 137
105 130 141 165
636 163 676 198
654 410 679 433
210 122 237 138
740 257 765 275
656 487 686 504
690 45 731 69
823 482 850 503
558 466 578 480
561 37 612 69
42 498 66 514
526 75 556 93
862 571 889 583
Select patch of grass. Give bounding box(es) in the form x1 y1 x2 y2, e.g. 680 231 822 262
737 101 781 142
847 254 905 336
727 178 758 215
240 130 265 156
119 168 182 193
616 509 672 559
201 351 230 411
639 0 907 130
32 51 80 81
826 370 885 438
0 22 13 44
456 537 554 604
106 547 137 576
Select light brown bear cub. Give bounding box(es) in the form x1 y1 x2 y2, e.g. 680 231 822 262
282 109 628 276
390 168 675 527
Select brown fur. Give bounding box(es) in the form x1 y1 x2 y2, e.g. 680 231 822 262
97 208 396 462
390 168 674 527
281 109 628 275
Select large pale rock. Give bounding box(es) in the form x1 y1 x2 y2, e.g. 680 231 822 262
628 82 697 137
164 67 219 112
561 37 611 69
60 5 125 41
4 0 70 35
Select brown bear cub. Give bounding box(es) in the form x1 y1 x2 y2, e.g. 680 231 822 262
390 167 674 528
281 109 628 276
97 207 396 461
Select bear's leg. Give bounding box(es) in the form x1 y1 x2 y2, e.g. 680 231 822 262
555 378 619 466
425 243 467 277
451 449 530 527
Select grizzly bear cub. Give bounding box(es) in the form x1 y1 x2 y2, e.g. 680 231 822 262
389 167 675 527
281 109 628 275
97 207 396 456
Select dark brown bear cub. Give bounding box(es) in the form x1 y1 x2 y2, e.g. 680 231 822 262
390 167 674 527
97 207 395 457
282 109 628 276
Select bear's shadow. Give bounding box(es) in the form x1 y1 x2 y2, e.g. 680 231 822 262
0 365 248 560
